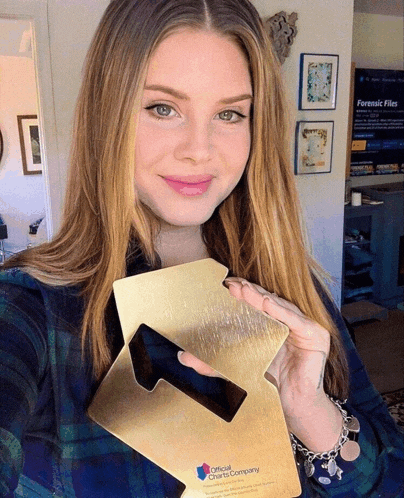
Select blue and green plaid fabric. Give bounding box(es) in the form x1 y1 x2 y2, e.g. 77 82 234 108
0 262 403 497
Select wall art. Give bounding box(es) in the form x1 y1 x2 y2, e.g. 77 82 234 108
17 115 42 175
299 53 339 110
264 11 298 65
295 121 334 174
0 128 3 164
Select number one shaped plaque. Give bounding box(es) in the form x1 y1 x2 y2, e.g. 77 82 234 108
88 259 301 497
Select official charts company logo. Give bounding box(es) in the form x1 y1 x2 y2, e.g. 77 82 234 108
196 463 259 482
196 463 210 481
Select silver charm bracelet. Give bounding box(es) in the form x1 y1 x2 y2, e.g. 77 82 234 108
290 396 361 484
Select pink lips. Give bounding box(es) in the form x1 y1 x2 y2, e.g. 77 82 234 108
163 175 213 196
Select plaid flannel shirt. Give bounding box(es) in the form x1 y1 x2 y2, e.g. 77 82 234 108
0 260 403 497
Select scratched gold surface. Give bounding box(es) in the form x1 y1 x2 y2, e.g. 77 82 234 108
88 259 301 497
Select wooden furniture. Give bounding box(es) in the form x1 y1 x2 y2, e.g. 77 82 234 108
342 182 404 310
357 183 404 308
342 204 383 306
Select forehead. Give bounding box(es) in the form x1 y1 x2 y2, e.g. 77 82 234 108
145 29 252 96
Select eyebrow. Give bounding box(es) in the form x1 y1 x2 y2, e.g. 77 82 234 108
144 84 253 105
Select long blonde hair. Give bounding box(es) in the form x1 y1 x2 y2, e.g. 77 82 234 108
5 0 348 398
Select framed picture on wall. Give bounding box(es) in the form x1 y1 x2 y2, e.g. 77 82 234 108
299 53 339 110
0 128 3 164
295 120 334 175
17 115 42 175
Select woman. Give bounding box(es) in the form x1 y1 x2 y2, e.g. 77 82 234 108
0 0 403 496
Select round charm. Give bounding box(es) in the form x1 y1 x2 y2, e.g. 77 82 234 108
319 476 331 485
327 458 337 476
340 440 361 461
347 416 360 433
304 459 315 477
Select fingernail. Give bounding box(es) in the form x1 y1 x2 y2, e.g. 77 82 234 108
240 280 254 289
177 351 185 363
224 279 239 288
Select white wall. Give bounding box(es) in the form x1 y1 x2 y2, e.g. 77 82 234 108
252 0 355 305
0 54 46 253
46 0 110 229
352 13 404 70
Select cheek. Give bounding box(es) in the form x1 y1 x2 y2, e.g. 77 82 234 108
222 129 251 175
134 125 170 179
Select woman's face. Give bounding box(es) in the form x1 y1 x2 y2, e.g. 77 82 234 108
134 28 252 228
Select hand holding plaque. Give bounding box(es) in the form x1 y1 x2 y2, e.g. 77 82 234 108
222 278 331 425
88 259 302 497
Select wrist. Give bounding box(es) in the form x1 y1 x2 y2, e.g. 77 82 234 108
282 388 327 423
290 397 361 484
286 393 343 453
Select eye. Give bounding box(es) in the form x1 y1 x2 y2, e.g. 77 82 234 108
217 110 247 123
146 104 177 119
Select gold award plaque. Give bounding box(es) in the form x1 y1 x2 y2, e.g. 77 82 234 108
88 259 301 497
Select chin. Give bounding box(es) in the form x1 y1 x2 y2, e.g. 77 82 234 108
161 216 212 228
158 208 216 228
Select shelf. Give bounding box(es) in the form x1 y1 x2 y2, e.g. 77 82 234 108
345 204 382 217
346 184 404 307
342 204 381 306
344 241 371 249
341 301 388 324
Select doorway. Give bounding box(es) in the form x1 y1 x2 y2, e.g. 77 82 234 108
0 18 49 260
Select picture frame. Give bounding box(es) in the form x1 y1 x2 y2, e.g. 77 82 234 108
0 128 3 164
295 121 334 175
299 53 339 110
17 115 42 175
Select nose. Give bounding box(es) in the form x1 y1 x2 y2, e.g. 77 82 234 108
174 119 213 164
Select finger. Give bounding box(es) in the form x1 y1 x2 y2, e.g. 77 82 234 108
177 351 219 377
225 278 276 298
225 280 244 300
225 278 268 310
261 294 306 327
249 282 273 296
224 277 246 284
226 279 281 313
251 287 305 317
225 278 258 295
264 369 279 388
238 282 267 310
262 296 329 352
227 280 313 333
226 279 329 352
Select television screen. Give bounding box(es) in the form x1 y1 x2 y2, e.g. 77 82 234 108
350 68 404 176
